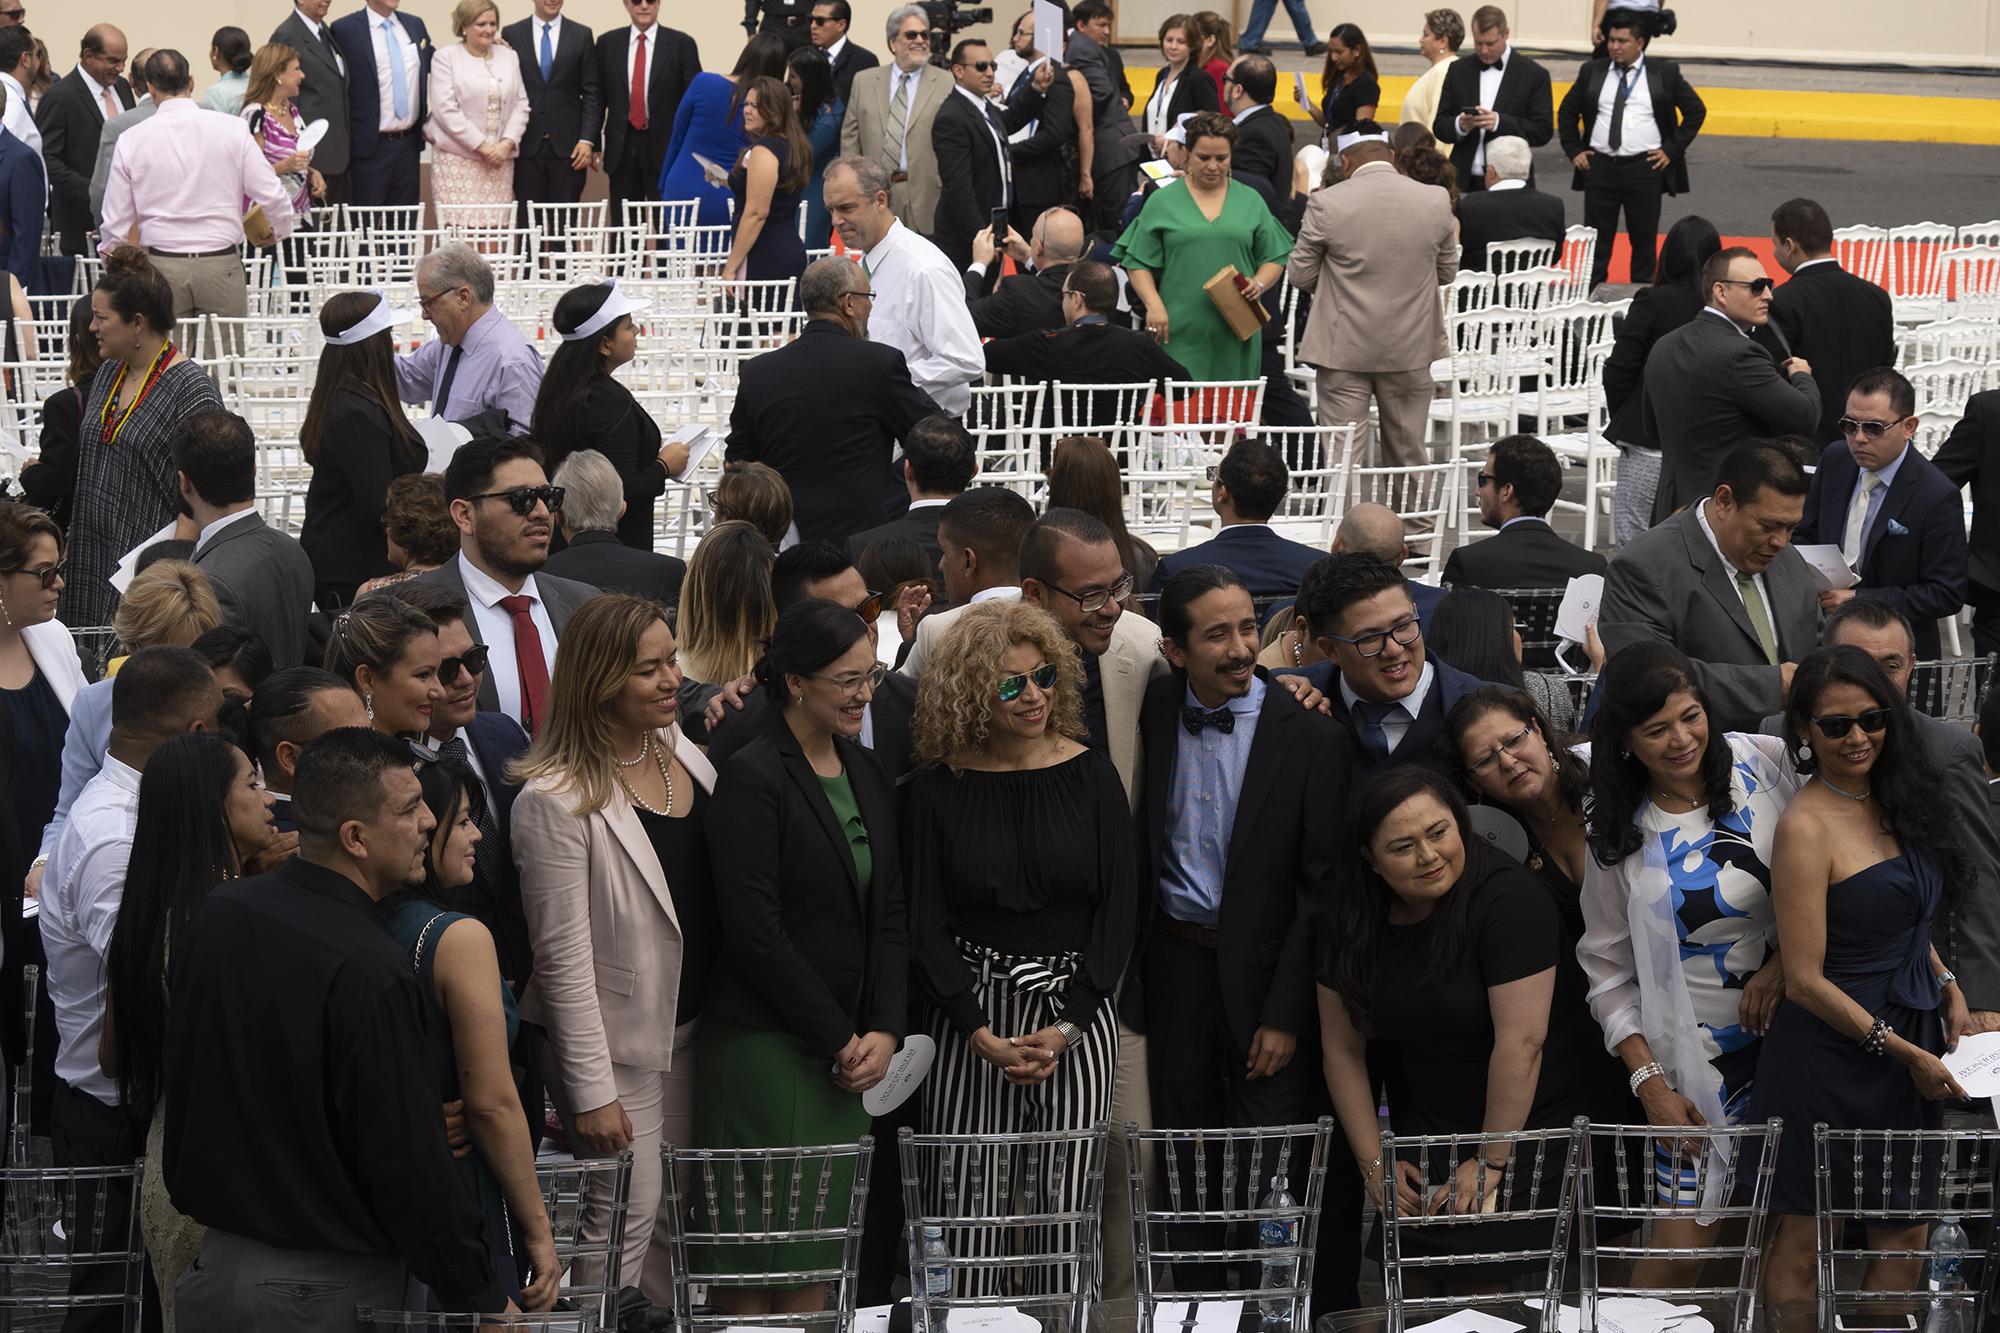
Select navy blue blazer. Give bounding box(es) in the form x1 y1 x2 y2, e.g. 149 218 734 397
1407 579 1447 631
1150 524 1326 599
1794 440 1968 660
1275 656 1485 781
0 129 42 291
331 8 433 160
460 710 534 985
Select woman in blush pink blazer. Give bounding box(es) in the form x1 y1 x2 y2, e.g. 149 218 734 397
511 593 719 1306
426 0 531 221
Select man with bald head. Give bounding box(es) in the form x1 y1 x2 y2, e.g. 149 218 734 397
1332 501 1446 627
88 46 154 222
38 22 133 253
965 205 1086 338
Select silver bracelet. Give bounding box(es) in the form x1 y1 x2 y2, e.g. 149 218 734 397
1628 1061 1667 1095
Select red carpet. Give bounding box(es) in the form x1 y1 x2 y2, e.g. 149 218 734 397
1599 234 1778 285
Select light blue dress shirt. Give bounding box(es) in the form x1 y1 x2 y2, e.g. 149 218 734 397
1158 674 1265 927
1850 442 1908 565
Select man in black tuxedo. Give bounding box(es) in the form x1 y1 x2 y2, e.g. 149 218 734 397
331 0 431 207
1430 4 1552 195
727 256 940 547
983 260 1188 427
1757 197 1898 447
930 38 1049 269
37 24 132 254
543 448 684 605
1557 11 1704 288
273 0 352 204
1455 135 1565 272
1151 439 1325 598
1222 54 1294 192
810 0 877 103
1934 389 2000 656
964 205 1085 338
504 0 600 213
1442 433 1607 591
595 0 700 222
847 414 975 574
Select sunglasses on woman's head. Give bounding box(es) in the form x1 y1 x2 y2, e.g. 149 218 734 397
996 662 1058 702
439 643 490 686
1811 708 1890 739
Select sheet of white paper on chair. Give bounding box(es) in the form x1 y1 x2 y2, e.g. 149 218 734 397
1553 573 1605 646
863 1033 936 1115
1943 1030 2000 1097
1793 543 1860 591
1405 1312 1526 1333
296 118 330 153
1527 1295 1708 1333
1034 0 1065 62
110 519 179 595
1154 1299 1244 1328
417 416 473 475
946 1308 1039 1332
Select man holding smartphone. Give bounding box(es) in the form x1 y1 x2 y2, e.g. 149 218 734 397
1430 4 1553 194
930 36 1053 269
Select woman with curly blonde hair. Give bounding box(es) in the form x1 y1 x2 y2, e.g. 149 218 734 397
904 600 1135 1295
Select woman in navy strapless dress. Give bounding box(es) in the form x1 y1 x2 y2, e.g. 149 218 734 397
720 74 810 287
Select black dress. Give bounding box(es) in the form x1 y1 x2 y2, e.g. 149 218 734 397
21 385 81 531
571 378 666 553
634 787 718 1021
300 386 427 607
730 136 807 284
0 668 63 1070
1321 70 1382 136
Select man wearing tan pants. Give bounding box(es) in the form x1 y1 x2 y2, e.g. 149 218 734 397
1286 125 1457 472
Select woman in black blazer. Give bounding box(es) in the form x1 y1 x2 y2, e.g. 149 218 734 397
299 292 429 609
1143 14 1221 154
699 597 907 1320
19 297 98 534
1601 215 1719 546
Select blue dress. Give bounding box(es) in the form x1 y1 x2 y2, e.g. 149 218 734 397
802 97 844 248
731 136 806 283
658 72 746 226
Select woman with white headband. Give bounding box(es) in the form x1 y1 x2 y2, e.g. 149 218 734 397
300 291 429 610
530 281 689 553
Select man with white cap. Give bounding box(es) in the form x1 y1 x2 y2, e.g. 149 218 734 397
1286 121 1456 471
397 240 545 435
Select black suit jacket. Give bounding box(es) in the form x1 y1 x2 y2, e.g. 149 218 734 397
330 9 432 160
1125 670 1347 1046
829 40 878 104
846 503 946 575
1229 104 1294 192
1795 441 1968 658
503 16 601 157
704 719 910 1055
1010 61 1080 218
459 710 533 984
1151 524 1325 599
1752 261 1898 446
706 671 916 782
726 319 939 546
1441 517 1607 591
1456 185 1567 272
37 69 134 249
1556 55 1705 195
965 262 1071 339
1602 282 1701 449
273 11 353 175
1431 51 1555 193
1278 656 1487 784
982 320 1190 427
1934 390 2000 593
542 528 685 604
1146 62 1221 127
596 24 701 180
930 86 1045 269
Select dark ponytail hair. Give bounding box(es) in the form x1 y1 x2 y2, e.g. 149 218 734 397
752 597 870 711
95 246 176 338
531 282 622 475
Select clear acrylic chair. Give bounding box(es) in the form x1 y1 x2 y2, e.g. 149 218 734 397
659 1137 873 1332
1124 1118 1334 1333
899 1122 1107 1332
6 964 35 1168
354 1309 601 1330
539 1152 634 1326
0 1162 145 1328
1577 1119 1783 1333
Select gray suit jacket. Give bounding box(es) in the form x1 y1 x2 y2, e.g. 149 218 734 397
1640 310 1820 523
193 510 317 670
1599 505 1820 732
88 97 153 223
410 558 598 713
1063 30 1139 176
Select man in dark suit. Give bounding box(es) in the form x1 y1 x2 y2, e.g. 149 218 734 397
1065 0 1139 231
1010 58 1085 224
727 256 939 547
1642 246 1820 523
175 410 317 670
0 120 42 291
965 206 1085 338
273 0 352 205
1758 197 1898 447
1557 12 1704 288
1455 134 1565 272
595 0 700 223
1934 389 2000 656
846 414 975 574
1430 5 1552 195
1601 440 1821 733
983 259 1188 428
247 668 371 834
1152 439 1323 598
1794 368 1967 661
930 38 1047 269
810 0 877 103
37 24 132 254
1442 433 1607 591
544 448 684 604
1330 502 1447 629
504 0 599 214
1222 54 1294 191
331 0 431 208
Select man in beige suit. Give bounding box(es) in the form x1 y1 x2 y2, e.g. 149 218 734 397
839 2 952 238
1287 125 1458 469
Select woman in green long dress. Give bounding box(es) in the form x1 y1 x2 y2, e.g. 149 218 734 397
1114 110 1293 382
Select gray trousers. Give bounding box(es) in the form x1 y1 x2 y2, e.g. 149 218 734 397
176 1229 407 1332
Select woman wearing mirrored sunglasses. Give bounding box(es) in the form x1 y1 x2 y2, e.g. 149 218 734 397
1753 645 1973 1307
903 600 1134 1297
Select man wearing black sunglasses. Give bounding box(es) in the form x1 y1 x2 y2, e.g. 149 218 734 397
929 36 1052 269
1642 245 1820 523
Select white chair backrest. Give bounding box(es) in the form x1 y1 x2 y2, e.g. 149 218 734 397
1887 221 1958 298
1832 223 1892 287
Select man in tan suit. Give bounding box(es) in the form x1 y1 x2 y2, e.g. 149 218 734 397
1287 125 1458 470
839 2 952 238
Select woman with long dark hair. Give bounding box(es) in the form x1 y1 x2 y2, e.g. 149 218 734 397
720 74 812 285
299 290 428 608
1440 684 1591 903
786 44 842 248
658 32 790 226
103 733 275 1329
1047 435 1157 600
1754 646 1973 1305
1426 587 1592 731
19 296 101 532
1306 23 1379 139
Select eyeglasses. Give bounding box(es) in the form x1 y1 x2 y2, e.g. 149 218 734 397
439 643 490 686
898 28 932 43
843 287 876 302
958 60 995 71
0 560 63 589
997 661 1059 702
416 284 467 313
1716 277 1775 296
1327 616 1422 658
469 484 565 515
1465 723 1534 777
1039 571 1135 613
1476 471 1495 487
1811 708 1891 739
814 662 888 700
850 590 885 621
1839 415 1903 439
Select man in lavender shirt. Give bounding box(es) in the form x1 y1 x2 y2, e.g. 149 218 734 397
396 240 544 435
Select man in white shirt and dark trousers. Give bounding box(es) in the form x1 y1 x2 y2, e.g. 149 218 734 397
42 647 224 1327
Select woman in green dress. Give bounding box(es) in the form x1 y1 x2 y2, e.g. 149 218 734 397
1113 109 1292 382
701 597 909 1320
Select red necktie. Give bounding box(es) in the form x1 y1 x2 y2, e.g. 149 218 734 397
628 31 648 131
498 595 551 736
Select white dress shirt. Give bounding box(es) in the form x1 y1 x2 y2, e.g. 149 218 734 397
76 67 119 121
1338 660 1436 755
1 73 41 155
1488 178 1525 192
42 755 142 1104
954 84 1010 201
1456 44 1509 174
1587 56 1660 155
826 35 849 62
1695 497 1772 625
98 98 299 256
1145 74 1179 137
458 551 559 727
861 219 985 416
626 22 658 122
193 506 257 555
371 10 423 132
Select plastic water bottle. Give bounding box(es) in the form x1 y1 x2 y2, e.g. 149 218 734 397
1257 1174 1299 1331
922 1224 951 1332
1924 1215 1969 1333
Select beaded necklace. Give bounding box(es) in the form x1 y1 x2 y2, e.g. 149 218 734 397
99 340 175 445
